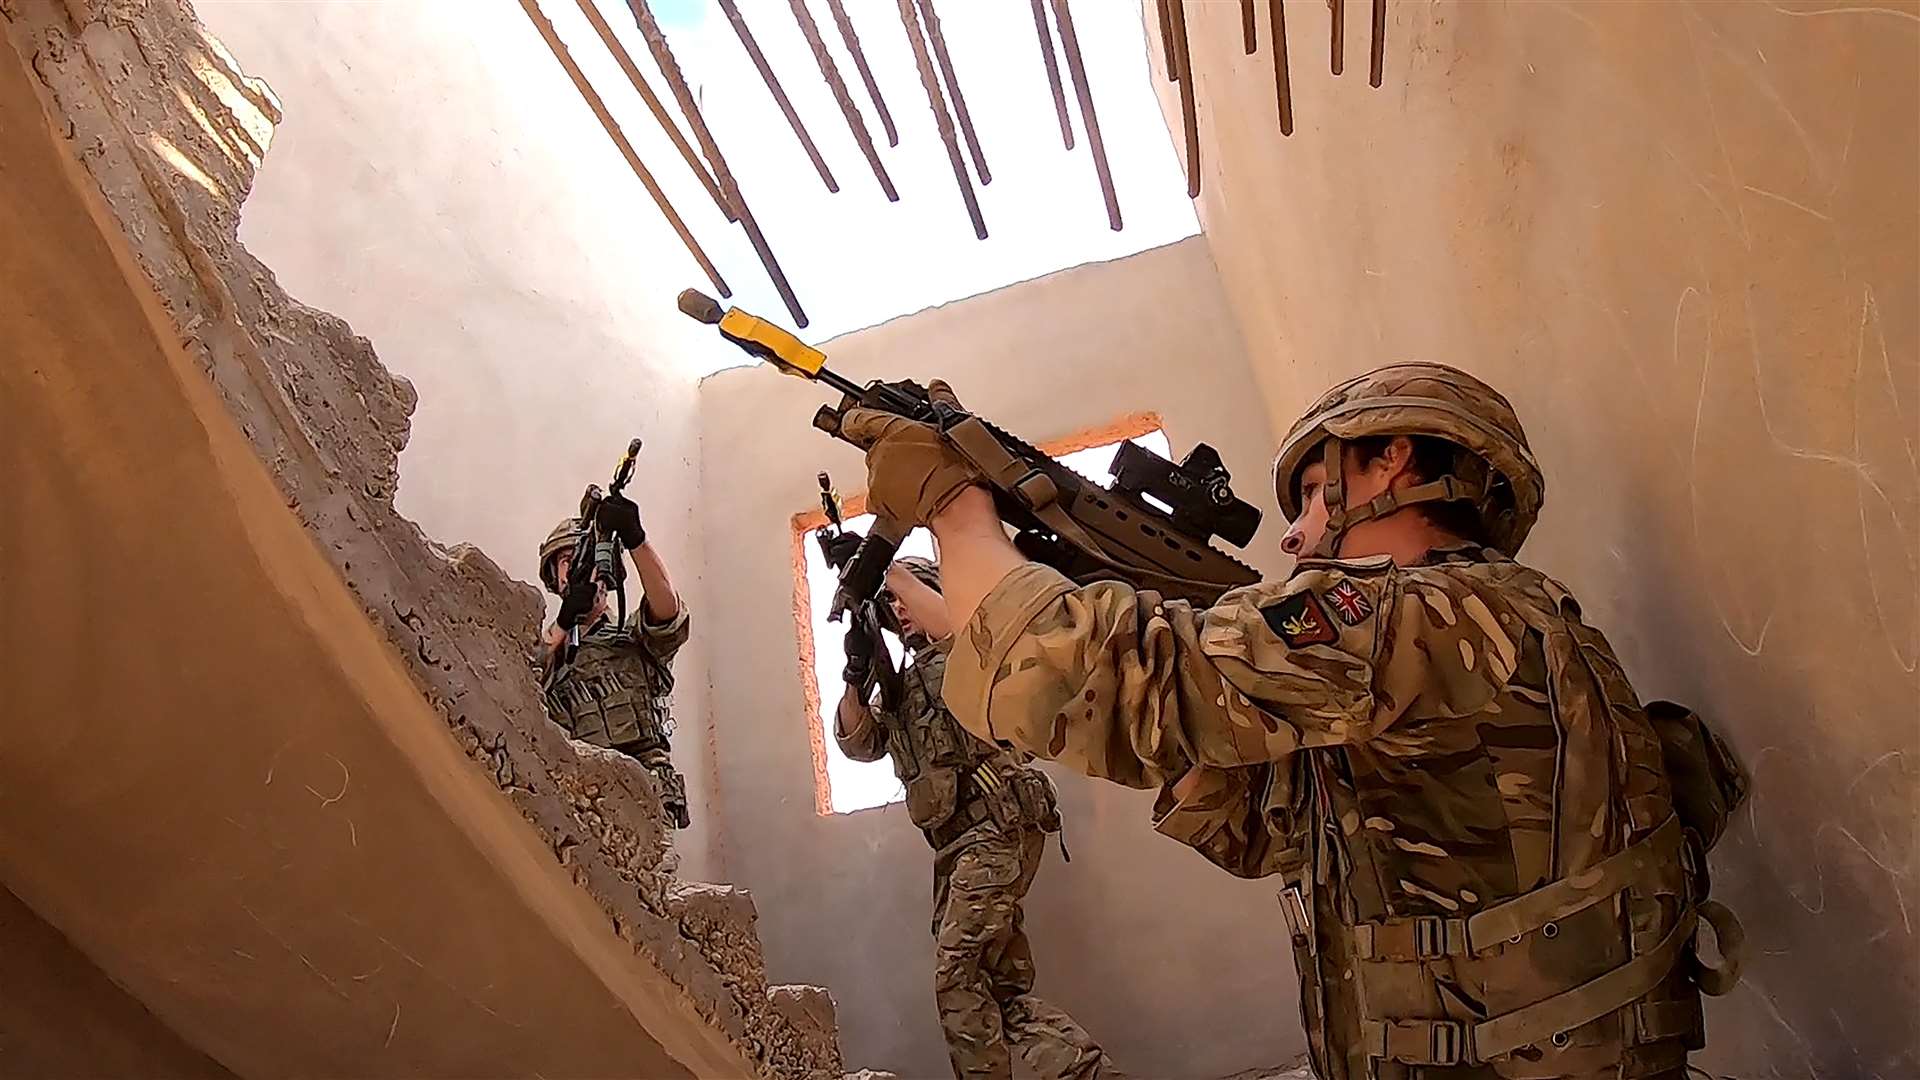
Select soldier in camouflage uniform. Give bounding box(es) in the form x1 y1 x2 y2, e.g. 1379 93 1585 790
537 490 693 828
838 369 1745 1079
835 556 1110 1080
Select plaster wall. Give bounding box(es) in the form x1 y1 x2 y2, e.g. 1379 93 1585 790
697 237 1305 1078
0 887 234 1080
194 0 726 880
1144 3 1920 1076
0 39 745 1074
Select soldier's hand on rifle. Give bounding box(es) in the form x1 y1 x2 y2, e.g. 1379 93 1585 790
822 529 863 568
557 577 601 630
837 380 983 528
842 622 876 687
596 491 647 550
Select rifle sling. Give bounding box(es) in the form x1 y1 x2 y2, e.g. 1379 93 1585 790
942 417 1232 601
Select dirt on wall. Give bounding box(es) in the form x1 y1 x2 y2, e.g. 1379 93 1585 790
1145 2 1919 1077
1 0 837 1074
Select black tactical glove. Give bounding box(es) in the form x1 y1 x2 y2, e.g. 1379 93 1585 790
596 492 646 550
842 622 876 688
556 577 599 630
821 530 863 569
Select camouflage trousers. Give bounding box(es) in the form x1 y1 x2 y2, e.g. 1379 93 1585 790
931 825 1107 1080
619 743 689 830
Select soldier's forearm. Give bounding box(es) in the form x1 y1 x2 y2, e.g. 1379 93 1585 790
626 541 680 622
888 570 953 640
834 686 884 760
835 686 868 732
928 485 1026 632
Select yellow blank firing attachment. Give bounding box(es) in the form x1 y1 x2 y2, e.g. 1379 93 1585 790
676 288 825 379
720 309 826 378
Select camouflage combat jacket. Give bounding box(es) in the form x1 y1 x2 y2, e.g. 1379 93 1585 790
946 548 1708 1079
542 604 690 755
838 639 1060 851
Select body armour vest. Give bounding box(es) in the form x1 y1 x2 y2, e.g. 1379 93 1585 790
543 613 682 755
1199 550 1719 1079
877 643 1060 846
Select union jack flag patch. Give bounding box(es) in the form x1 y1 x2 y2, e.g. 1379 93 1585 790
1324 580 1374 626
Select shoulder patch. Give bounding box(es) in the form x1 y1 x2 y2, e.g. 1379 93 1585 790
1262 590 1339 648
1324 579 1374 625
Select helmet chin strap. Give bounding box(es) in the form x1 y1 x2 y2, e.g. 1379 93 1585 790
1306 438 1487 560
1309 439 1350 560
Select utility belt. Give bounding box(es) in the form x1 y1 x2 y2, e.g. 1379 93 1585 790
915 761 1061 850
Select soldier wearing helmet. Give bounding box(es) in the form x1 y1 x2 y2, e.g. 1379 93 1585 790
837 365 1743 1079
835 554 1111 1080
536 491 693 829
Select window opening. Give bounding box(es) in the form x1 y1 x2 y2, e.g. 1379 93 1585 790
799 427 1171 813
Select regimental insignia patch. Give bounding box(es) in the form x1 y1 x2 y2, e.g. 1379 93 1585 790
1324 579 1374 626
1262 590 1338 648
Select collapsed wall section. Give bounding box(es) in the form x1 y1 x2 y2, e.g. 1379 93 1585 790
2 1 837 1074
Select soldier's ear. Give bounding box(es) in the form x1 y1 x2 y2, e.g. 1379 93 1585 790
1382 436 1421 487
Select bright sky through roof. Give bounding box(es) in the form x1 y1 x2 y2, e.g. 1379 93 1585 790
804 430 1173 813
541 0 1199 364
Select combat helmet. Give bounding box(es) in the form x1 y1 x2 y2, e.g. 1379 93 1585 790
1272 363 1545 558
538 517 586 594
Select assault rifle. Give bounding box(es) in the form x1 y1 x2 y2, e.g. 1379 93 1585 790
679 290 1263 608
814 473 904 711
560 437 643 653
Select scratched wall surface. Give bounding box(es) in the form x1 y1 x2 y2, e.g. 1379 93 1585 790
1146 2 1919 1076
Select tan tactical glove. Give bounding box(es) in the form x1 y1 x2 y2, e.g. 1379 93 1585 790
836 380 983 528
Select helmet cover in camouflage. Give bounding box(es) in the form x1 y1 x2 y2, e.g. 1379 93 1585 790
538 516 585 594
1272 362 1545 556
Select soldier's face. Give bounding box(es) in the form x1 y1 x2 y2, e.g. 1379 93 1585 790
1281 452 1399 558
1281 460 1334 557
889 593 919 637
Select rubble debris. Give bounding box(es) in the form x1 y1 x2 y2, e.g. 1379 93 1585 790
3 1 840 1073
